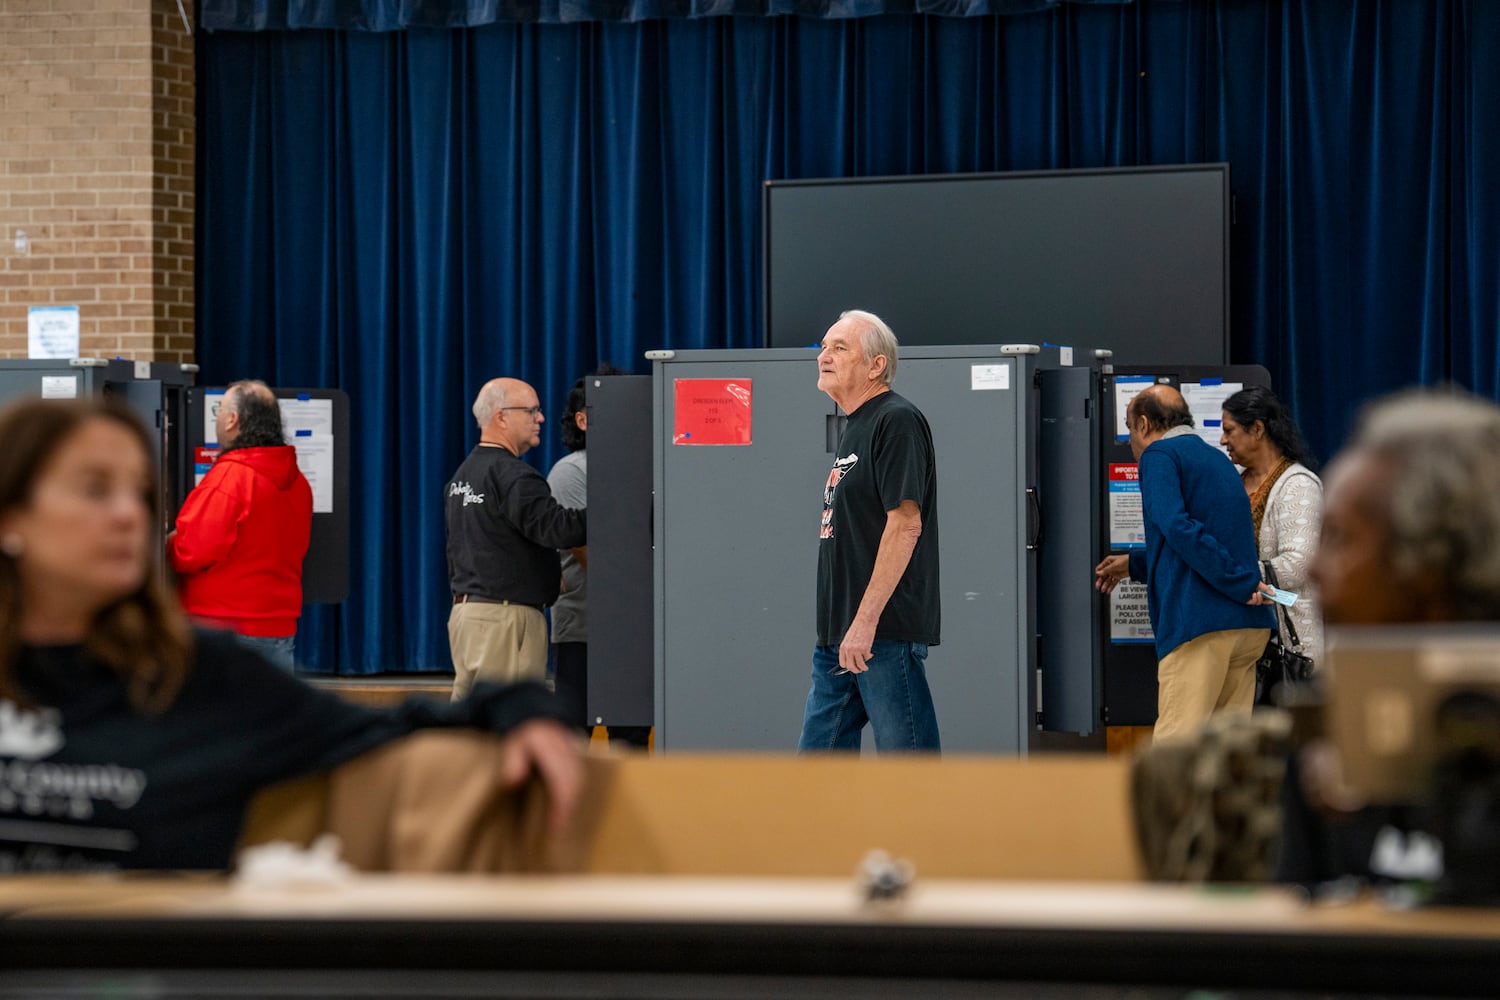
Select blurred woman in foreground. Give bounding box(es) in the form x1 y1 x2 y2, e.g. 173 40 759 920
0 397 579 872
1278 387 1500 883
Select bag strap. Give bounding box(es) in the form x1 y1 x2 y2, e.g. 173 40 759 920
1261 561 1303 650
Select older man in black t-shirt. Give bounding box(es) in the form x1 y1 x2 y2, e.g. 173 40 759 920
798 310 942 753
445 377 586 701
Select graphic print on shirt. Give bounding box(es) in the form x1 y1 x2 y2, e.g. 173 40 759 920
0 699 146 871
449 481 485 506
820 453 858 539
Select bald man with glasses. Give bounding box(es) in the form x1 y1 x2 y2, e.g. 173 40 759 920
445 378 586 701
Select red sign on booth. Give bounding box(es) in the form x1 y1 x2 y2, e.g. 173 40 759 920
672 379 753 446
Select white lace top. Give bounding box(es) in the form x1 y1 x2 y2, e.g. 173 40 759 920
1257 463 1324 667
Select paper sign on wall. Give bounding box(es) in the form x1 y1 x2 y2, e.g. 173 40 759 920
673 379 753 445
28 305 79 360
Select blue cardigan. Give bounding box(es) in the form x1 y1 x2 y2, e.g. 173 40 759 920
1126 431 1275 658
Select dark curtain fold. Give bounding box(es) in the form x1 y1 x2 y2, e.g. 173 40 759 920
198 0 1500 673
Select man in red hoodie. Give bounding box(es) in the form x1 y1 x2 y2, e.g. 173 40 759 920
169 380 312 670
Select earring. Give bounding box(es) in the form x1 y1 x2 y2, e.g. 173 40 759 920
0 534 21 558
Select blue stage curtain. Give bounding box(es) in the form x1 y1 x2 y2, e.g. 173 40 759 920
197 1 1500 672
201 0 1128 29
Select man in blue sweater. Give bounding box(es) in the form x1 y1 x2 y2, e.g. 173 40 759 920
1095 384 1275 741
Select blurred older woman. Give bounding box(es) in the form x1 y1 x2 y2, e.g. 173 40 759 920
1278 387 1500 884
0 397 579 871
1220 386 1324 670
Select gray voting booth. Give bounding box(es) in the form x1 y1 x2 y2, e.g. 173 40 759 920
646 346 1102 753
0 358 200 538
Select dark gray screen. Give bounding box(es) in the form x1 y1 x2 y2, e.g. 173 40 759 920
764 166 1228 365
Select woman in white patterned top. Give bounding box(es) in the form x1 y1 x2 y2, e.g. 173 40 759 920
1220 386 1324 668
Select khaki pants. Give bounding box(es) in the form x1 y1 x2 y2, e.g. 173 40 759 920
448 601 548 702
1153 627 1269 743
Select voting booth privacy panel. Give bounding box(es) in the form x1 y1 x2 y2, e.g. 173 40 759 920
584 374 655 730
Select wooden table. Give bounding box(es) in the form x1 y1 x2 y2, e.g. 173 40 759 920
1 875 1495 997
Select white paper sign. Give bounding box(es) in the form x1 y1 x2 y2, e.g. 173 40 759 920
28 305 80 360
1107 464 1146 549
40 375 78 399
280 398 335 515
204 388 226 446
971 364 1010 391
1182 380 1243 456
1110 582 1155 643
1113 375 1156 439
289 432 334 514
279 397 334 438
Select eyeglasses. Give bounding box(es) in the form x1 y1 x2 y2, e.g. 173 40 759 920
501 406 544 417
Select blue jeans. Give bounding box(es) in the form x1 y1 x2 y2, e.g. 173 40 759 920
798 641 941 753
232 633 297 672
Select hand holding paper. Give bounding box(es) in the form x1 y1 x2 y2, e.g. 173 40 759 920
1262 584 1299 607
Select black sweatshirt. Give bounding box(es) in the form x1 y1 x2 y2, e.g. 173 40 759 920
445 445 587 608
0 629 565 871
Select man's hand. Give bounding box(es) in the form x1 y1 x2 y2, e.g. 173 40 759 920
1094 554 1130 594
838 617 877 674
498 719 584 833
840 501 923 675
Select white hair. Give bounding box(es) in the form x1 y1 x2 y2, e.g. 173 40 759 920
1347 387 1500 619
472 380 509 430
838 309 899 387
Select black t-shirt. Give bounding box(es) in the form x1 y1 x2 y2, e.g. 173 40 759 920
816 390 940 648
445 445 587 608
0 629 565 871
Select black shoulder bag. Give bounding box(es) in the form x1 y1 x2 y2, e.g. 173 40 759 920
1253 563 1315 707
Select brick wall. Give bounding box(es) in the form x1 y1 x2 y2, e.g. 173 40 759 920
0 0 195 363
152 0 195 360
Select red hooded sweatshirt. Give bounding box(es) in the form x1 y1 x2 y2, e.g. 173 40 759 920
169 445 313 637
